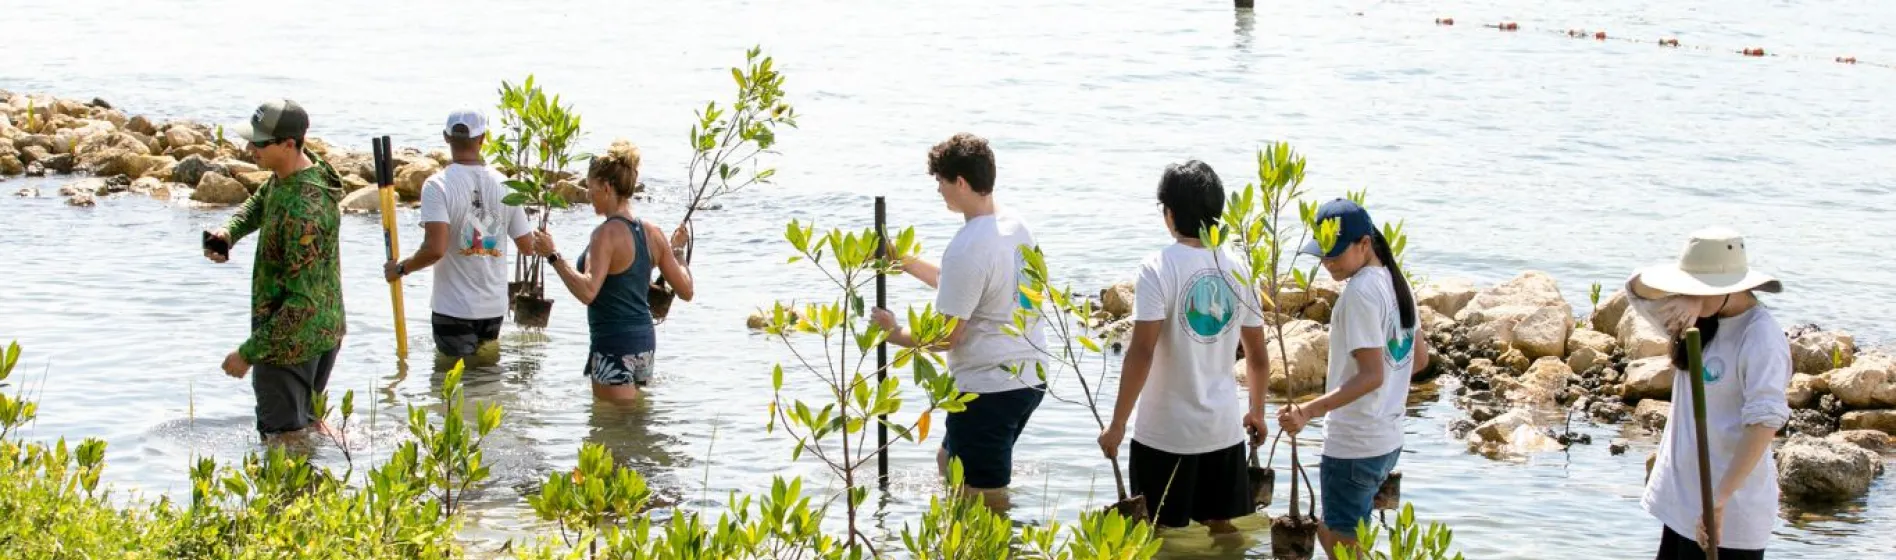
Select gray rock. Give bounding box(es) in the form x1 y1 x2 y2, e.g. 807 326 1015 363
1776 435 1883 503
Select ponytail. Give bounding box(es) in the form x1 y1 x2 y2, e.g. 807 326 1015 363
1370 230 1416 330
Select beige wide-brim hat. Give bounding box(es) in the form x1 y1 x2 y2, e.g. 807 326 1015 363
1630 227 1783 297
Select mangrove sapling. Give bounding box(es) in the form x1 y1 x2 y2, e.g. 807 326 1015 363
1007 243 1148 521
758 219 968 554
651 45 800 322
1333 502 1466 560
486 75 586 328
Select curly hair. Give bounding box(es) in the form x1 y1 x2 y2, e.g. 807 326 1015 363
588 139 642 198
926 133 996 194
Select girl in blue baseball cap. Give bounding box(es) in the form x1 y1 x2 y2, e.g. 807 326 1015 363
1277 198 1429 557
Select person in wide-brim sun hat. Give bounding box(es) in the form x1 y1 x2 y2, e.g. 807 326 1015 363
1626 227 1790 560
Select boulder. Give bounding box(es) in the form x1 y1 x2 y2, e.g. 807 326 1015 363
0 154 19 176
58 178 106 197
1775 435 1882 502
51 98 89 118
150 182 185 200
1825 354 1896 409
130 177 163 195
19 145 49 165
1827 430 1892 453
1635 399 1670 431
213 158 260 177
427 149 452 167
169 155 219 187
1568 329 1617 357
1789 409 1838 438
1456 271 1567 323
237 170 274 192
1417 277 1478 316
112 154 174 180
339 186 381 213
1263 320 1330 395
1511 305 1573 359
1623 357 1675 401
1791 330 1856 375
1475 409 1533 443
1502 357 1571 406
40 153 74 174
1840 410 1896 435
14 133 55 155
1498 347 1531 373
1617 309 1672 360
1100 281 1136 318
94 108 128 129
1567 347 1604 375
162 127 204 152
395 159 441 202
126 115 158 135
1787 374 1820 410
552 179 588 207
190 172 248 205
342 175 372 193
165 143 217 161
75 132 151 169
66 192 96 207
329 150 377 183
14 187 37 197
22 161 43 177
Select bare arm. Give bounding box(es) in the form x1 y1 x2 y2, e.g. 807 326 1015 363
1108 321 1163 430
548 226 615 306
513 234 535 258
1412 335 1431 374
399 222 450 273
882 312 969 351
902 255 942 289
647 221 694 302
1240 325 1270 415
1305 348 1386 416
1717 425 1776 501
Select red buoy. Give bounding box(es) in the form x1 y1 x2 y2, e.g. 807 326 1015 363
1595 31 1608 40
1436 18 1455 26
1837 56 1858 64
1743 48 1766 57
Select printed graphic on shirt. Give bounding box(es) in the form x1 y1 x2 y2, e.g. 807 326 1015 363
1178 269 1239 343
1014 250 1036 311
456 220 503 257
1703 356 1726 384
1384 311 1415 363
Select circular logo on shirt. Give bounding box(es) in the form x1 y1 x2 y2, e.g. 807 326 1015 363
1703 356 1726 384
1178 270 1239 343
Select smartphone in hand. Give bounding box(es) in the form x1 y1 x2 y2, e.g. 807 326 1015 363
203 230 231 258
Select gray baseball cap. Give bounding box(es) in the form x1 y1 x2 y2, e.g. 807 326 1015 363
234 99 309 144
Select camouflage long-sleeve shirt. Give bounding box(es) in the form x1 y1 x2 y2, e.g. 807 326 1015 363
225 149 347 366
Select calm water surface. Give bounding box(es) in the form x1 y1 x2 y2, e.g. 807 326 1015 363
3 0 1894 557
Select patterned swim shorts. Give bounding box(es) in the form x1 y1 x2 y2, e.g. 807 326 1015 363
585 347 655 387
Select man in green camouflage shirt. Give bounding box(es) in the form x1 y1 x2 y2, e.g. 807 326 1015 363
204 99 347 440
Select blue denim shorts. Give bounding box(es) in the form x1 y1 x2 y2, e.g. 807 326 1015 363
1320 448 1402 535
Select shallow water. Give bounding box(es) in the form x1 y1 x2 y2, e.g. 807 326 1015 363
4 0 1895 557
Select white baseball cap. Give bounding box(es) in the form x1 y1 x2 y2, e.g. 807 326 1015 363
444 109 488 138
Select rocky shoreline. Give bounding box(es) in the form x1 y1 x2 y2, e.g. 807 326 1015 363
0 91 589 211
1092 269 1892 505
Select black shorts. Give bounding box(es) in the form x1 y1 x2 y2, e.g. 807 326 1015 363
252 346 339 436
1656 526 1764 560
1129 439 1252 527
432 313 502 358
943 384 1045 489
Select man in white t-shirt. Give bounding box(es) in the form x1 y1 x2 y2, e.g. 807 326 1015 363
871 132 1047 509
1096 160 1271 535
384 109 533 365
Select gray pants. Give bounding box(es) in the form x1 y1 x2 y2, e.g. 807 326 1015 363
252 346 339 436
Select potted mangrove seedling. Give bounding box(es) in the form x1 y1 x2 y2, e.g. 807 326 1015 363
485 75 585 328
649 46 799 323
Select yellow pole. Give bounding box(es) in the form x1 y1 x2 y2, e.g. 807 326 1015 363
375 136 408 357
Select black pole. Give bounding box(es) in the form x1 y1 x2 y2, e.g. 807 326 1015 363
875 196 890 490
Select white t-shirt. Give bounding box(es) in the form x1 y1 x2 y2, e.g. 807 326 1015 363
1639 306 1791 551
1129 244 1265 455
417 164 532 320
1321 266 1417 459
935 212 1048 394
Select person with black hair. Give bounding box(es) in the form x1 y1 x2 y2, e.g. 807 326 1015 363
1276 199 1429 557
1626 227 1788 560
1096 160 1270 536
870 132 1047 510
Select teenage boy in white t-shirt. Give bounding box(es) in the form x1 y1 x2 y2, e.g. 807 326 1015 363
871 132 1048 510
1097 160 1271 535
384 110 534 366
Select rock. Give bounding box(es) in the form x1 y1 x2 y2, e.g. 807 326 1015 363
1840 410 1896 435
95 108 128 129
1475 409 1532 443
1617 309 1672 361
427 149 452 167
1468 402 1504 423
1791 331 1857 375
40 153 74 174
1504 357 1572 406
66 191 96 206
1512 305 1573 359
57 178 106 197
1609 438 1629 455
75 132 151 168
51 99 89 118
1417 277 1478 316
18 145 48 165
1826 354 1896 409
339 187 381 213
0 155 19 176
190 172 248 205
1448 418 1477 439
1623 357 1675 401
1788 409 1837 438
150 182 185 200
165 143 217 161
1567 347 1604 376
1263 320 1330 395
213 158 260 177
126 115 158 135
1498 348 1530 373
1827 430 1892 453
1775 435 1882 502
1100 318 1135 349
330 150 376 183
1100 281 1136 318
123 154 176 180
237 170 274 192
130 177 162 195
169 155 218 187
1419 306 1455 336
1568 329 1616 357
1635 399 1670 431
1456 271 1567 322
342 175 372 193
1589 400 1629 423
553 179 588 207
162 127 204 152
85 97 113 110
14 187 37 197
1787 374 1820 410
395 159 441 201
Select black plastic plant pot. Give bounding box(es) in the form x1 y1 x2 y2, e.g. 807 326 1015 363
648 283 676 323
514 295 553 329
1107 494 1148 523
1373 470 1402 511
1251 465 1275 509
1271 514 1318 559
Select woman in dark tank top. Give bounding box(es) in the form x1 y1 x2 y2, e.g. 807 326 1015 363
532 140 695 403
